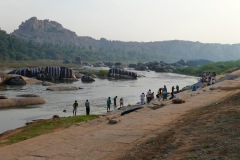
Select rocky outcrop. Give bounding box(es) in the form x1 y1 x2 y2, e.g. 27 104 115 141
17 94 40 97
6 76 26 85
9 66 76 81
46 86 80 91
132 61 177 73
108 68 137 79
0 97 47 108
12 17 97 47
0 95 8 99
81 76 95 82
42 81 53 86
172 99 185 104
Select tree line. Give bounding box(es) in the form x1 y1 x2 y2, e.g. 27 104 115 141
0 29 155 63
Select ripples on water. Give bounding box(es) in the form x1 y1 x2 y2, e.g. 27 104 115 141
0 70 198 133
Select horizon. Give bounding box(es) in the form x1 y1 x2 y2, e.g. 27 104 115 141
1 0 240 44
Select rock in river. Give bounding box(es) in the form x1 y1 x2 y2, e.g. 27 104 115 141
46 86 79 91
0 97 47 108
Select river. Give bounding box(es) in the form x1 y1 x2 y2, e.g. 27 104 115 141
0 69 198 134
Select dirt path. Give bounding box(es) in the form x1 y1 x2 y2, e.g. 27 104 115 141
0 77 239 160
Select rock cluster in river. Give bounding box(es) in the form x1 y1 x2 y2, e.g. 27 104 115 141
128 60 186 72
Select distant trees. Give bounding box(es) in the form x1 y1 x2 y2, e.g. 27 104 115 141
75 56 81 64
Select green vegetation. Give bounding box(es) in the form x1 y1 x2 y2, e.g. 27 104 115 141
0 29 91 62
0 29 158 63
174 60 240 76
0 60 83 69
0 115 99 146
87 70 109 77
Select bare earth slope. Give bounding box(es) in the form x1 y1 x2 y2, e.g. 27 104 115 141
0 71 239 160
121 86 240 160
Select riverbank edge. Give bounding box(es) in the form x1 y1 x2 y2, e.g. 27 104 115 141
0 115 100 147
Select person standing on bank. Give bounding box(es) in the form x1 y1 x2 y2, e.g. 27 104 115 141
162 85 168 101
146 89 152 103
73 100 78 116
85 100 90 115
176 85 179 93
106 97 111 112
114 96 117 108
140 93 145 105
172 86 175 94
119 98 124 108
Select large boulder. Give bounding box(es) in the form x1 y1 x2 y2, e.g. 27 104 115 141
42 81 53 86
8 66 76 81
135 63 148 71
46 86 79 91
155 67 168 72
172 99 185 104
0 97 47 108
128 64 137 68
17 94 40 97
108 68 137 79
81 76 95 82
0 95 8 99
6 76 26 85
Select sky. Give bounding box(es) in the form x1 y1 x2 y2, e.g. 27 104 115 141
1 0 240 44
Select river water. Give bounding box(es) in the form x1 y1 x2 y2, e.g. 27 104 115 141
0 69 198 134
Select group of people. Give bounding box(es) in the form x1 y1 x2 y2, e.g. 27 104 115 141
71 72 217 116
140 85 180 104
72 84 181 115
71 96 125 116
200 72 217 87
106 96 124 112
72 100 90 116
191 72 217 91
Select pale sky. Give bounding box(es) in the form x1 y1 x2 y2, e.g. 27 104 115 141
1 0 240 44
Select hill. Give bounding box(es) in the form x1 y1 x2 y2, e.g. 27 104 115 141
11 17 240 63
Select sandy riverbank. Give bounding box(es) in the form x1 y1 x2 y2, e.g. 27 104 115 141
0 70 239 160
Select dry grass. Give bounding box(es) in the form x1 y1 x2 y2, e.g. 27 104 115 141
119 92 240 160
